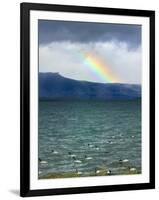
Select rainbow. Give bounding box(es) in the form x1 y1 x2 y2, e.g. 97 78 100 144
78 50 121 83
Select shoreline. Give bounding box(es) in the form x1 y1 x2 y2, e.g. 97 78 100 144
39 168 141 179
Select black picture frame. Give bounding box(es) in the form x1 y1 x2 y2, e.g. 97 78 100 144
20 2 155 197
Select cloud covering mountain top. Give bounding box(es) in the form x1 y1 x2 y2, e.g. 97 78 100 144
39 20 141 84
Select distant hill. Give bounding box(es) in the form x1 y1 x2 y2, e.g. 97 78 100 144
39 72 141 100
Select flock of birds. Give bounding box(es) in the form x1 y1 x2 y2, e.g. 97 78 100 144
39 143 102 175
38 136 137 177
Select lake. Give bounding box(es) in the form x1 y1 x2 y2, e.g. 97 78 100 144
38 100 141 178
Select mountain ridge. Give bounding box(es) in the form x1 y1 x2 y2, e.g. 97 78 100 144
39 72 141 100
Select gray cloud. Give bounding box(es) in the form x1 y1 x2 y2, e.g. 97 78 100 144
39 20 141 49
39 41 141 84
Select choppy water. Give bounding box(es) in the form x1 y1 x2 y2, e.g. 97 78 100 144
38 100 141 178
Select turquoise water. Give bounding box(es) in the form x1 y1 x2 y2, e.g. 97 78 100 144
38 100 141 178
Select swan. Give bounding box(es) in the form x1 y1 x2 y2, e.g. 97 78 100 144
73 157 82 163
51 150 58 154
95 168 101 174
68 152 76 158
88 144 94 148
122 159 129 163
107 170 111 175
129 167 137 172
74 159 82 163
95 145 99 150
85 155 93 160
38 158 48 164
119 159 129 163
76 169 83 175
40 160 48 164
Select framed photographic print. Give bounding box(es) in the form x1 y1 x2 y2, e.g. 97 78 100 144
20 2 155 197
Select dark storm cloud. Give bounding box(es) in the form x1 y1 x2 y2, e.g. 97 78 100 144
38 20 141 48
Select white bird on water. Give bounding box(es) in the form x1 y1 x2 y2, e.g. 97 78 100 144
52 150 58 154
85 155 93 160
129 167 137 172
95 145 99 150
76 169 83 175
88 144 94 148
122 159 129 163
119 159 129 163
95 168 101 174
39 158 48 164
74 159 82 163
73 157 82 163
95 168 111 175
107 170 111 175
68 152 76 158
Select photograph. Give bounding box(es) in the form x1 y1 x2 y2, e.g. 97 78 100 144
20 3 155 196
38 20 142 179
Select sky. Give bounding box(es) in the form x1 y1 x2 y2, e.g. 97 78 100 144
39 20 141 84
